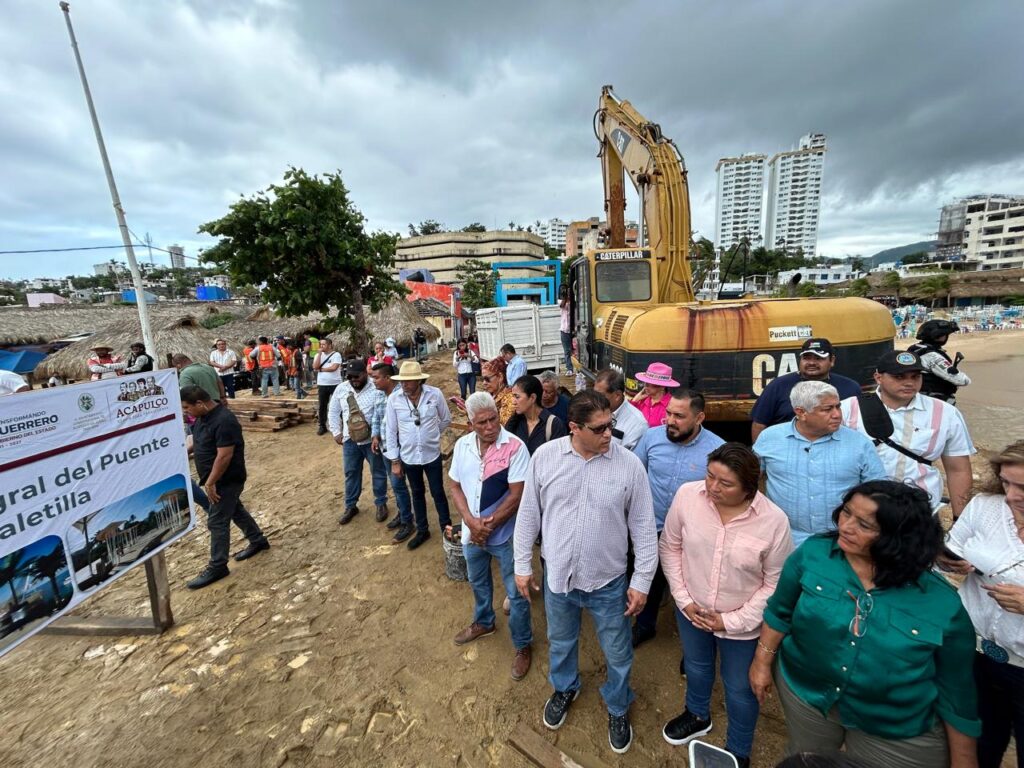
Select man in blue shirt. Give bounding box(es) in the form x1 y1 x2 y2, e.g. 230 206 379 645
631 390 724 647
750 337 862 443
501 344 527 387
753 380 886 546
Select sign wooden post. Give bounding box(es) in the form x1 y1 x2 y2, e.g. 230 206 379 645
42 552 174 637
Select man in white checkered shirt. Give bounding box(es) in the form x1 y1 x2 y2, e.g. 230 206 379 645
513 389 657 755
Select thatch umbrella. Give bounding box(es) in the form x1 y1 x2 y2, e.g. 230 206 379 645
34 313 237 382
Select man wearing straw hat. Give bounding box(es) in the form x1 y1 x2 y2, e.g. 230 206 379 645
87 344 126 381
385 360 452 550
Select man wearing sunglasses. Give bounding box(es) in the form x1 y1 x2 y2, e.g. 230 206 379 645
513 390 657 755
329 358 389 526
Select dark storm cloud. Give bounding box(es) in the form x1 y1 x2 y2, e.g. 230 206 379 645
1 0 1021 279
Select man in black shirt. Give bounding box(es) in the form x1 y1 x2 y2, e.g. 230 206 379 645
181 385 269 589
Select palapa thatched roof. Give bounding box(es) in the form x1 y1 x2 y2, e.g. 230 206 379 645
33 312 244 381
28 298 443 379
0 305 138 345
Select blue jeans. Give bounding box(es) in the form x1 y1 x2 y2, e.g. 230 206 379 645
676 609 760 759
544 572 634 716
403 454 451 533
464 538 532 649
343 439 387 509
560 330 574 371
289 375 306 398
387 460 413 524
260 366 280 396
457 372 476 400
191 480 210 512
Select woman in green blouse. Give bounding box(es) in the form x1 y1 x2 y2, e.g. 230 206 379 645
749 480 980 768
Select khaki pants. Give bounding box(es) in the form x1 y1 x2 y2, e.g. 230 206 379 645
775 666 949 768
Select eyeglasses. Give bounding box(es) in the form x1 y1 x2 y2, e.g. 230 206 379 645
579 418 616 434
481 375 495 382
846 590 874 638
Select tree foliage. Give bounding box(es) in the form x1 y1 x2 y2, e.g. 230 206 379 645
689 237 717 289
461 222 487 233
456 258 497 311
418 219 445 235
901 251 929 265
881 271 902 302
918 273 952 308
198 168 403 355
846 277 872 297
719 244 811 282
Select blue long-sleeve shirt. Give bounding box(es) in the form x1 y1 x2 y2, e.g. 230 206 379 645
634 425 725 530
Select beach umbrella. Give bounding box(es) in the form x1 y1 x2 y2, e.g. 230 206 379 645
0 349 47 374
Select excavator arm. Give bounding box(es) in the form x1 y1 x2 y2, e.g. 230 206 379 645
595 85 695 303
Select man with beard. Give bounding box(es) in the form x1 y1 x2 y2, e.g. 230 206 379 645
630 391 724 648
750 338 862 443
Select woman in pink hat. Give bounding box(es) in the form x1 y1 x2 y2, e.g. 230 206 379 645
632 361 679 427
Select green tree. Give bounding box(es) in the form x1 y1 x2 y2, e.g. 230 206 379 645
407 223 420 237
850 256 866 273
881 271 902 304
901 251 929 265
918 273 952 308
689 237 717 290
456 258 497 311
846 277 871 297
418 219 445 235
198 168 403 356
796 282 819 297
461 222 487 233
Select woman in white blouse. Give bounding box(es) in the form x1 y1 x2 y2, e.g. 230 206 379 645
943 440 1024 768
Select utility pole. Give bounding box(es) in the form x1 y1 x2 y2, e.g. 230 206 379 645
144 232 154 266
60 2 156 360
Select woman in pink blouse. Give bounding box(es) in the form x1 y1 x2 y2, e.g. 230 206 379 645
631 361 677 427
658 442 794 767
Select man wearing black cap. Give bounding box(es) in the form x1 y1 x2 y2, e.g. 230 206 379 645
840 349 975 517
328 358 389 525
750 338 862 442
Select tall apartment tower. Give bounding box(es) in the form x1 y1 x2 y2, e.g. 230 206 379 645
714 154 766 249
764 133 826 258
535 218 569 253
168 244 186 269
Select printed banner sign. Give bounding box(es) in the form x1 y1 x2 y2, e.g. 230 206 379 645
767 325 813 343
0 369 194 657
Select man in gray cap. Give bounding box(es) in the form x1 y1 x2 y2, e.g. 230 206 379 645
840 349 975 518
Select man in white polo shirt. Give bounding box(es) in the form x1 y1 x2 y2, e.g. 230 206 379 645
840 349 975 517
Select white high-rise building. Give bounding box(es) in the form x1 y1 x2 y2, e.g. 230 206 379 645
168 244 186 270
535 218 569 252
765 133 826 258
714 154 766 249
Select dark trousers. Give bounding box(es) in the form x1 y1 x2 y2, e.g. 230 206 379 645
976 653 1024 768
205 481 267 569
219 373 236 399
457 372 476 400
249 369 260 395
317 384 338 431
402 454 451 533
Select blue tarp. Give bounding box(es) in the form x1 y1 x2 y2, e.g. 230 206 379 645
0 349 47 374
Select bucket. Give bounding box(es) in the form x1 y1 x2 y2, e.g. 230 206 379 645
442 528 468 582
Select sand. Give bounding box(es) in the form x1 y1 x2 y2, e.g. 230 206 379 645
0 337 1020 768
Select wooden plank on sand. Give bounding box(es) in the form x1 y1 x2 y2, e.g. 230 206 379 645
508 723 606 768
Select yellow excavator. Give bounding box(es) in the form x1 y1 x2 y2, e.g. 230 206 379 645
568 86 894 423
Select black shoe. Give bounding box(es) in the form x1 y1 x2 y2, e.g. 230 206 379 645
392 524 413 544
662 709 712 746
631 623 656 648
608 712 633 754
187 565 229 590
338 506 359 525
386 514 402 530
233 539 270 561
316 426 327 436
406 530 430 550
732 756 750 768
375 504 389 523
542 689 579 730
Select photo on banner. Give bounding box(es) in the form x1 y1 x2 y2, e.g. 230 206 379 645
0 369 194 657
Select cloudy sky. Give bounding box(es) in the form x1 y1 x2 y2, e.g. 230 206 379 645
2 0 1022 280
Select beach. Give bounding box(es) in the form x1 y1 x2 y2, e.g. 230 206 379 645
0 334 1020 767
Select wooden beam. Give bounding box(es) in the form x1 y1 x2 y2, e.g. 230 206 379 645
145 551 174 630
507 723 605 768
42 616 165 637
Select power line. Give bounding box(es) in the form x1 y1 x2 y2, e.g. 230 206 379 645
0 242 202 262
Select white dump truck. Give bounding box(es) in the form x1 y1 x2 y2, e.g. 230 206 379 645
475 303 564 373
